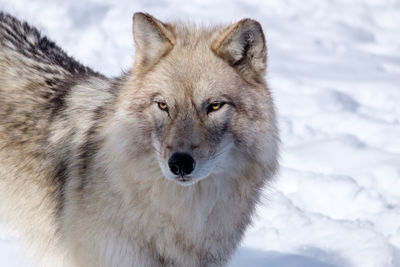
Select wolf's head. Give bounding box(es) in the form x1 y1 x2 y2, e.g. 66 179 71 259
112 13 278 186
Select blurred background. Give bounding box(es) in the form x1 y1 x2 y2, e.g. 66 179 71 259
0 0 399 266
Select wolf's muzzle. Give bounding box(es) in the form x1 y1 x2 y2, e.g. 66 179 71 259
168 153 195 177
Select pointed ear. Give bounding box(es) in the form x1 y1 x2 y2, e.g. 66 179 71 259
212 19 267 83
132 12 175 74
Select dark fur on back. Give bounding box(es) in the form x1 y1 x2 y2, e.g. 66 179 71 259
0 12 97 75
0 12 113 216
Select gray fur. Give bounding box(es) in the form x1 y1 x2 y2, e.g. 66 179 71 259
0 12 279 267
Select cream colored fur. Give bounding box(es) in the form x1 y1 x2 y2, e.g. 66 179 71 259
0 12 279 266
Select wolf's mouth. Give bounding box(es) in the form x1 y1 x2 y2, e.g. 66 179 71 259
172 175 199 186
176 176 192 182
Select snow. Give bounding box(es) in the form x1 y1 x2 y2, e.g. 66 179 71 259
0 0 399 266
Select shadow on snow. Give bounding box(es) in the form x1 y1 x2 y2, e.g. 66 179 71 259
229 247 350 267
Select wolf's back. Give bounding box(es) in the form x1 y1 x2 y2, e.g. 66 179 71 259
0 12 101 145
0 12 96 76
0 14 105 265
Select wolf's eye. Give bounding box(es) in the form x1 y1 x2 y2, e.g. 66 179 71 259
207 102 225 114
157 102 169 112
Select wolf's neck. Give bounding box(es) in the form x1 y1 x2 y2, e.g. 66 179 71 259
97 117 262 239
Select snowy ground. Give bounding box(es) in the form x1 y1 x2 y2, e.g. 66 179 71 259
0 0 399 266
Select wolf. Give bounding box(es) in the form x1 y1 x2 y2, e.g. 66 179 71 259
0 11 279 267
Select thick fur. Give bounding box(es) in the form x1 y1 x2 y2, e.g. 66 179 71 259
0 12 279 267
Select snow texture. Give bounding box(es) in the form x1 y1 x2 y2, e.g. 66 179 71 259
0 0 399 266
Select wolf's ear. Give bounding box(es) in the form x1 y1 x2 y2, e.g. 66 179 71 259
212 19 267 83
132 12 175 74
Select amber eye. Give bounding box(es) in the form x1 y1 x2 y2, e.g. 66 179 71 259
157 102 169 112
207 102 225 114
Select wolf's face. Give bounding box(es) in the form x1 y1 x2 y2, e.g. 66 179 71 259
142 53 244 185
116 13 274 185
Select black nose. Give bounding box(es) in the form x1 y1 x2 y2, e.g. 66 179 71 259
168 153 195 176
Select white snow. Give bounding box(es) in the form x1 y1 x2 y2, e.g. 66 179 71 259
0 0 399 266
